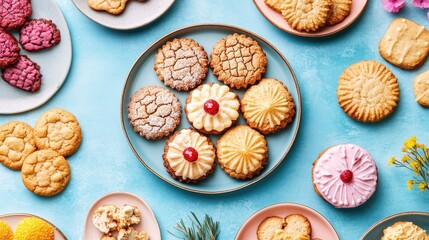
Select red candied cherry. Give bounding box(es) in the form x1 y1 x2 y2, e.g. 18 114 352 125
340 170 353 183
203 99 220 115
182 147 198 162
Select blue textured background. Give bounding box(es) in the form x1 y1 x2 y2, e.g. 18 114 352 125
1 0 429 239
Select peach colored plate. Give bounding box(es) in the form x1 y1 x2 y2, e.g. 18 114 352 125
253 0 368 37
0 213 67 239
235 203 339 240
84 192 161 240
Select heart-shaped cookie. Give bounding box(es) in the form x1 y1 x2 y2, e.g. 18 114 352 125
257 214 312 240
88 0 128 15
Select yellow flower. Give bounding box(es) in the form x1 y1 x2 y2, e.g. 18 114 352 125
416 143 428 150
404 136 417 149
402 155 411 163
418 182 427 192
407 180 414 190
388 157 396 166
410 161 421 171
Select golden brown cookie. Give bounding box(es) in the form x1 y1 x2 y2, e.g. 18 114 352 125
265 0 283 12
414 70 429 107
241 78 295 134
128 86 181 140
0 121 36 170
88 0 127 15
210 33 267 89
281 0 332 32
337 60 399 122
217 125 268 180
21 149 71 196
326 0 352 26
154 38 209 91
382 222 429 240
34 109 82 157
379 18 429 70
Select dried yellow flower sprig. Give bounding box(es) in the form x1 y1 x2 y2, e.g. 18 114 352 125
388 136 429 192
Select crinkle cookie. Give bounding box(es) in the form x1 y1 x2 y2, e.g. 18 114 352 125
88 0 128 15
337 60 399 122
0 121 36 170
154 38 209 91
34 109 82 156
21 149 71 196
326 0 352 26
0 0 32 31
210 33 267 89
20 18 61 51
0 30 20 68
128 86 181 140
2 55 42 92
281 0 332 32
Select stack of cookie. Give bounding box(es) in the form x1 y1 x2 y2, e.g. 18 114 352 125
128 33 296 184
257 214 315 240
0 0 61 92
265 0 352 32
0 108 82 196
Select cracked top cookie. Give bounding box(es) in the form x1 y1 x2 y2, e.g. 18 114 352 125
2 55 42 92
0 30 20 68
281 0 332 32
337 60 399 122
155 38 209 91
34 109 82 157
210 33 267 89
20 18 61 51
128 86 181 140
21 149 71 196
0 121 36 170
0 0 32 31
185 83 240 135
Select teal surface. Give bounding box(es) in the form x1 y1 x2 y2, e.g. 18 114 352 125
1 0 429 239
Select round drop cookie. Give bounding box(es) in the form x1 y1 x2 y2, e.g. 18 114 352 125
312 144 378 208
2 55 42 92
0 30 20 68
210 33 267 89
128 86 181 140
0 121 36 170
326 0 352 26
0 0 32 31
413 69 429 107
217 125 268 180
20 18 61 51
241 78 296 135
337 60 399 122
163 129 216 183
154 38 209 91
34 109 82 156
21 149 71 196
281 0 332 32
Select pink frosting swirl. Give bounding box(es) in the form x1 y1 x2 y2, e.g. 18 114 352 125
313 144 378 208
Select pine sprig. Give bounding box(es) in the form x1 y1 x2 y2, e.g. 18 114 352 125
169 212 220 240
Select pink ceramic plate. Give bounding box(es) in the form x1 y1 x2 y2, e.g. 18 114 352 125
0 213 67 239
235 203 339 240
253 0 368 37
84 192 161 240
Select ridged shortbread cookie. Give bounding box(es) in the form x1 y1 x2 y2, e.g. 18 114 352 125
281 0 333 32
414 69 429 107
337 60 399 122
379 18 429 70
265 0 283 12
326 0 352 26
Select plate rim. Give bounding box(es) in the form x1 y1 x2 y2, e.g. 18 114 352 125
0 0 72 114
0 212 68 239
71 0 176 30
82 191 161 240
252 0 368 38
234 202 339 240
359 211 429 240
120 23 302 195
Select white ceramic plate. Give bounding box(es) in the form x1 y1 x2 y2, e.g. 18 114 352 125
0 0 72 114
72 0 175 30
84 192 161 240
0 213 67 239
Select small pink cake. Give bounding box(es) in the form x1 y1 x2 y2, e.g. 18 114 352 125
312 144 378 208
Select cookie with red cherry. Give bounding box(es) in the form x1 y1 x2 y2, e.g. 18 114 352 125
185 83 240 135
162 128 216 184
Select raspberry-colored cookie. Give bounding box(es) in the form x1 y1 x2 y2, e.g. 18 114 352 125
20 19 61 51
1 55 42 92
0 30 20 68
0 0 32 31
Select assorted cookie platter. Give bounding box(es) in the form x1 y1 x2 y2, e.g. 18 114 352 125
0 0 72 114
121 24 302 194
253 0 368 37
72 0 175 30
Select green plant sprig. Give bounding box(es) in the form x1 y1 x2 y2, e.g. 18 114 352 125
169 212 220 240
